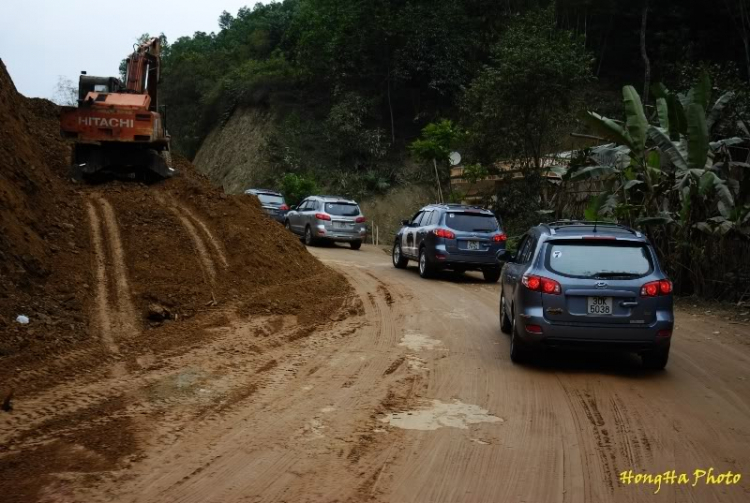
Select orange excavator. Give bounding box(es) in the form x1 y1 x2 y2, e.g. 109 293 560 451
60 37 175 181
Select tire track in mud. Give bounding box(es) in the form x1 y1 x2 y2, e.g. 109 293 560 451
80 262 416 503
0 197 140 442
156 194 227 294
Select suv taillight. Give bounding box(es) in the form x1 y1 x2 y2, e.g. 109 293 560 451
641 279 672 297
492 233 507 242
522 275 561 295
355 216 366 223
315 213 331 221
279 204 289 211
433 228 456 239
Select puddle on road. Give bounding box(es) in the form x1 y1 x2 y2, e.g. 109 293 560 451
398 331 442 351
380 399 503 431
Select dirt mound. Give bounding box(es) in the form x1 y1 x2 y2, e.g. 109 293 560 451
0 59 89 361
0 60 348 390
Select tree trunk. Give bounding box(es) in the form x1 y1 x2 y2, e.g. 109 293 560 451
387 76 395 144
597 13 613 77
640 1 651 104
433 158 444 203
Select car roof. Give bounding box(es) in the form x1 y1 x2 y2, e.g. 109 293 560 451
312 195 358 203
245 189 282 196
421 203 494 214
537 220 646 241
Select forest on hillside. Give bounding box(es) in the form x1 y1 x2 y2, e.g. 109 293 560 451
159 0 749 169
153 0 750 299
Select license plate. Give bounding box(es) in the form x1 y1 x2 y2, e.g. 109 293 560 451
587 296 613 315
467 241 480 250
333 222 350 229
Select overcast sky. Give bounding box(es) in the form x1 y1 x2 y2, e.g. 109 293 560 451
0 0 269 99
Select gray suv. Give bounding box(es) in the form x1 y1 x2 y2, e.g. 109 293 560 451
285 195 366 249
245 189 289 223
499 221 674 369
393 204 506 282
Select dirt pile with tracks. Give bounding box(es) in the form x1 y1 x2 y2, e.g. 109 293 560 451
0 61 348 390
1 61 351 503
0 59 90 361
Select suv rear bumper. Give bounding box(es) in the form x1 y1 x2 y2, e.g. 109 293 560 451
316 226 365 242
515 312 673 352
427 246 501 269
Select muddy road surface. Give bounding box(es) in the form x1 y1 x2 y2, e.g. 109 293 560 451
3 245 750 503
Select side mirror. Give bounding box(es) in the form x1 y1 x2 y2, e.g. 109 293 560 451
401 219 410 226
290 205 297 211
498 250 514 263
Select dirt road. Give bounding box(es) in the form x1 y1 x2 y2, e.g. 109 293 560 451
3 244 750 502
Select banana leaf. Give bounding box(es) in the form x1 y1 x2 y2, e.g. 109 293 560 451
667 94 687 138
569 165 619 181
709 137 744 150
624 179 644 191
637 214 675 226
687 68 711 111
706 92 735 132
623 86 648 157
656 98 670 130
584 112 632 148
651 82 670 100
686 103 709 171
647 126 687 171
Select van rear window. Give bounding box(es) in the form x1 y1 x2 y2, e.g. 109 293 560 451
546 243 652 278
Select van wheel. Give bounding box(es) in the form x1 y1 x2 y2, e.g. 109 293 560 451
509 314 531 364
304 226 316 246
418 248 435 279
641 347 669 370
393 241 408 268
500 294 512 334
350 240 362 250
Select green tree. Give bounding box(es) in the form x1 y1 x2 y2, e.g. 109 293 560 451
463 5 594 168
279 173 319 206
409 119 463 203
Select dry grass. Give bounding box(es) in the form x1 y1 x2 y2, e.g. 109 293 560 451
360 185 438 245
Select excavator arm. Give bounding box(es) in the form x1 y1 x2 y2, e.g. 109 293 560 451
125 37 161 112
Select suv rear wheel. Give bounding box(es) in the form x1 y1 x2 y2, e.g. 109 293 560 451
483 267 501 283
641 347 669 370
392 241 408 268
510 314 531 364
350 240 362 250
500 294 512 334
304 226 316 246
418 248 435 278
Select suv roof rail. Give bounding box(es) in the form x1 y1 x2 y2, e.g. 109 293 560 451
543 220 642 238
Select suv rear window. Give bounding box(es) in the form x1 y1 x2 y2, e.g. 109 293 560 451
325 202 360 216
256 194 284 205
546 242 652 278
444 212 499 232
